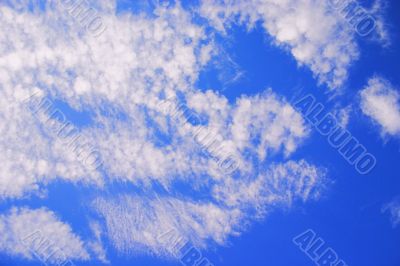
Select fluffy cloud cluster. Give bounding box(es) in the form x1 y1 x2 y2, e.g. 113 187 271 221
0 0 328 263
0 0 211 198
360 77 400 137
199 0 386 89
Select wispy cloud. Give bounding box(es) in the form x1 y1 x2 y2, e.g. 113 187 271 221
91 159 326 257
382 198 400 228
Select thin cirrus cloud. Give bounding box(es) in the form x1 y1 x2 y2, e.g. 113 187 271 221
0 0 336 264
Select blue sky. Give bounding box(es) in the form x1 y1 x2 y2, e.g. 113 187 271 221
0 0 399 266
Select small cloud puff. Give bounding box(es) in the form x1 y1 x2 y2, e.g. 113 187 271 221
360 77 400 137
382 198 400 228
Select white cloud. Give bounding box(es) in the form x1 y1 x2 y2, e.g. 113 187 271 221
332 105 352 128
87 221 109 264
198 0 390 89
0 0 328 262
211 160 327 213
92 160 326 257
0 207 89 264
0 1 210 198
382 199 400 228
370 0 391 47
92 195 237 257
360 77 400 137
